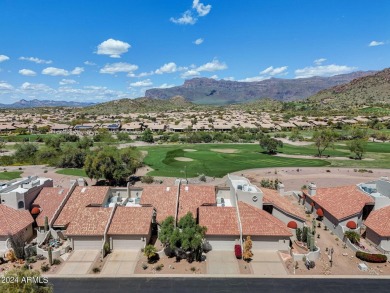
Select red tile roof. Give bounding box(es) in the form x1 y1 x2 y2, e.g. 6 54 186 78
199 206 239 236
365 206 390 237
178 185 216 220
139 186 178 223
32 187 68 226
54 186 109 227
66 207 112 236
238 202 292 237
310 185 374 221
108 206 153 235
0 204 34 236
262 188 306 221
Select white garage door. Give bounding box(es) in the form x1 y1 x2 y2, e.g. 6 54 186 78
112 236 143 250
251 236 289 251
207 236 238 251
72 236 103 250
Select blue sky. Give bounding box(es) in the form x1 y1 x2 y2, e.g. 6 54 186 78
0 0 389 103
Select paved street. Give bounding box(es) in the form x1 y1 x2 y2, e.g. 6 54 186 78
206 251 239 274
50 277 390 293
251 250 287 275
57 250 99 275
100 250 139 276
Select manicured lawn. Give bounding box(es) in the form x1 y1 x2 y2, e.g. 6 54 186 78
0 171 23 180
140 144 330 177
56 168 88 177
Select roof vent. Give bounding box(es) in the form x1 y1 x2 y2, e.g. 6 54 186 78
185 186 189 192
81 187 87 193
59 189 64 195
166 187 170 192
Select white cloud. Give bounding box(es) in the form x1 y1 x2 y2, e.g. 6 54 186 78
84 61 96 66
137 71 154 77
100 62 138 74
197 59 227 72
96 38 131 58
18 69 37 76
0 55 10 62
155 62 178 74
59 79 78 85
180 59 227 78
223 77 235 81
170 0 211 25
0 81 13 90
158 83 176 89
369 40 385 47
42 66 84 76
20 82 52 92
130 79 153 87
170 10 197 25
19 56 52 64
239 76 269 82
192 0 211 16
210 75 218 79
314 58 327 65
295 64 357 78
194 38 204 45
71 67 84 75
239 65 288 82
260 66 288 76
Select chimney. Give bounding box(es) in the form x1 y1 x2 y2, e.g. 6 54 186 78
77 178 87 187
308 182 317 196
277 183 285 195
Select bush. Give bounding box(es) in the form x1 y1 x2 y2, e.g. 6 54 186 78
234 244 242 259
141 175 154 184
41 263 50 272
92 267 101 273
142 263 148 270
190 266 196 272
155 264 164 271
52 259 61 265
356 251 387 263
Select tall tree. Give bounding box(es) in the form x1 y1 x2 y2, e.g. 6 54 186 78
348 139 367 160
259 136 283 154
312 129 338 157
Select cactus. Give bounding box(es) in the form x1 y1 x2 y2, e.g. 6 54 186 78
48 246 52 266
44 216 49 233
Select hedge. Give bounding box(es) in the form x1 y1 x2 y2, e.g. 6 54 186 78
235 245 242 259
356 251 387 263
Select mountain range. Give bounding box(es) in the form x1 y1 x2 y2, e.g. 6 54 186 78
145 71 375 104
0 99 95 109
306 68 390 109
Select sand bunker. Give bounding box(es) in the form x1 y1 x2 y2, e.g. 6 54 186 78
211 148 238 154
183 149 197 152
174 157 194 161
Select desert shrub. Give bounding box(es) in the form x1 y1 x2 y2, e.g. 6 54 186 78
52 259 61 265
356 251 387 263
141 175 154 184
199 174 206 182
190 266 196 272
155 264 164 271
41 263 50 272
142 263 148 270
92 267 101 273
344 231 360 244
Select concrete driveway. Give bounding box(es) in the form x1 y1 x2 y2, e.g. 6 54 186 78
100 250 139 276
206 251 239 275
250 250 287 275
57 250 100 275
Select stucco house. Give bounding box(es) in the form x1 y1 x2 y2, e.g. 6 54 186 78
303 184 374 239
107 206 155 250
0 204 34 254
364 205 390 253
